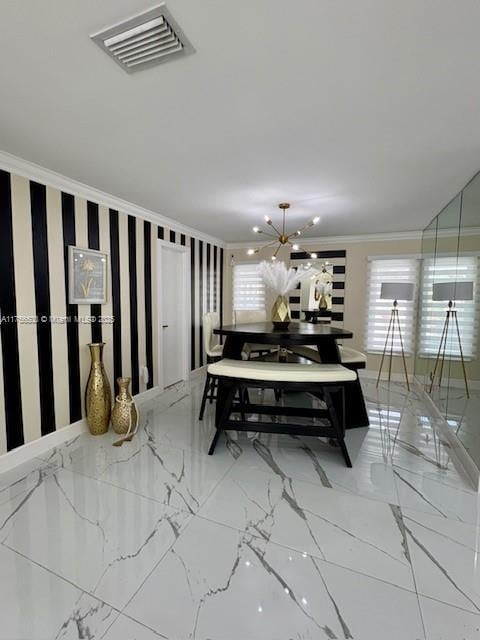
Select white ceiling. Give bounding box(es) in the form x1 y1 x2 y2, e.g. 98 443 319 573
1 0 480 242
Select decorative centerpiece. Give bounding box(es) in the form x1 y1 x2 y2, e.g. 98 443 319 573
85 343 112 435
258 261 313 329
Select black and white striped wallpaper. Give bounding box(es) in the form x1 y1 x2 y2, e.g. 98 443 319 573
0 169 223 454
289 249 347 327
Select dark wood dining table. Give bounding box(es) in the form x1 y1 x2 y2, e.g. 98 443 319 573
214 322 369 429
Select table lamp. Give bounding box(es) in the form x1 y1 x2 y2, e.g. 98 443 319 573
429 281 473 397
376 282 415 390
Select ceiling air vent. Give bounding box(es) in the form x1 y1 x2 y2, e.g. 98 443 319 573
90 3 194 73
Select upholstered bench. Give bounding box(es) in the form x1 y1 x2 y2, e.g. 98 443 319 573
206 359 356 467
289 345 367 370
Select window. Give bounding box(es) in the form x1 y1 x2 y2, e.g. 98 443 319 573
366 258 419 355
233 263 266 311
418 256 479 359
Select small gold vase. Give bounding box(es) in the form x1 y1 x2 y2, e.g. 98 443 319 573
111 377 138 435
271 294 291 330
85 343 112 435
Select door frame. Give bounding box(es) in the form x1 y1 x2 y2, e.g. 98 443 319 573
157 239 191 391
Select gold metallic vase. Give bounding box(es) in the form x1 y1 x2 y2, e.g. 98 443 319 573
271 294 291 330
111 377 138 435
85 343 112 435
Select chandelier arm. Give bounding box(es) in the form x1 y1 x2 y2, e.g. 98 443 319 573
254 240 279 254
256 230 278 239
267 220 282 236
272 243 282 258
288 221 314 238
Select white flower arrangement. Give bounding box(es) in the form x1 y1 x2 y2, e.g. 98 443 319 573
315 280 333 297
258 260 314 296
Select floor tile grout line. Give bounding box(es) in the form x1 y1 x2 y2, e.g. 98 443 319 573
212 443 405 508
118 505 200 617
193 512 424 598
0 539 123 616
0 470 199 611
418 592 480 616
110 610 169 638
2 439 473 529
43 466 198 518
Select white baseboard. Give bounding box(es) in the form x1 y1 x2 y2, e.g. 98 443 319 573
0 418 88 474
0 386 160 474
411 377 479 490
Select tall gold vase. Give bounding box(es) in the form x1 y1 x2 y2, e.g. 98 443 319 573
85 343 112 435
111 377 138 435
271 294 291 330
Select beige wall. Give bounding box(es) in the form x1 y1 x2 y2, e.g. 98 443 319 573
224 237 422 374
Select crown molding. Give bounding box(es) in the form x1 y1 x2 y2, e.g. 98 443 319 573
0 150 225 248
226 229 424 249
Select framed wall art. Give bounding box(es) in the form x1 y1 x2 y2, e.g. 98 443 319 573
68 246 108 305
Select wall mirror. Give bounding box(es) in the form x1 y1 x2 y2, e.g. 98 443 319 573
300 262 334 322
414 172 480 471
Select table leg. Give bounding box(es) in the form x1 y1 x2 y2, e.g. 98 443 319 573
317 338 341 364
222 336 246 359
344 378 369 429
317 338 369 429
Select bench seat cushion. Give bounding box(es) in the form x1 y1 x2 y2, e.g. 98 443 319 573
290 345 366 365
207 359 356 383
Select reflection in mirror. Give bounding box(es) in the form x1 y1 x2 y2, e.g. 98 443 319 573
446 172 480 467
424 193 461 416
415 171 480 470
300 262 333 323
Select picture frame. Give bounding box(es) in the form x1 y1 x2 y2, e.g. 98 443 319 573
68 246 108 305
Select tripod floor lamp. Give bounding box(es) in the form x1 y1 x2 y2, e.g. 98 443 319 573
376 282 415 391
429 281 473 398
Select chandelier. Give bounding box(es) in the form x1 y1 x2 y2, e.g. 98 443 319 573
247 203 320 260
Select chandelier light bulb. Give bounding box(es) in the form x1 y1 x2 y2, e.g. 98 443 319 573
264 215 272 224
312 216 320 224
247 248 255 255
292 244 299 250
271 255 277 261
310 252 317 259
252 226 260 233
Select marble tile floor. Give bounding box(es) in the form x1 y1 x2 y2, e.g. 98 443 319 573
0 375 480 639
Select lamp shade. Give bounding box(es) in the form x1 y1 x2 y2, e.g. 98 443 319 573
380 282 414 301
432 281 473 302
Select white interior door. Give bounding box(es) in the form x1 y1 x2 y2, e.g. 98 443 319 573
161 245 186 388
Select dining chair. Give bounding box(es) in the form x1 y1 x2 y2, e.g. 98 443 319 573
199 312 248 420
198 312 223 420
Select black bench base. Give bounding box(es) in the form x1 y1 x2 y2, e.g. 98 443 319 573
209 377 353 467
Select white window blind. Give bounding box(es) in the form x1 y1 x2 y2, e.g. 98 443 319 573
366 258 419 355
233 263 266 311
418 256 479 359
